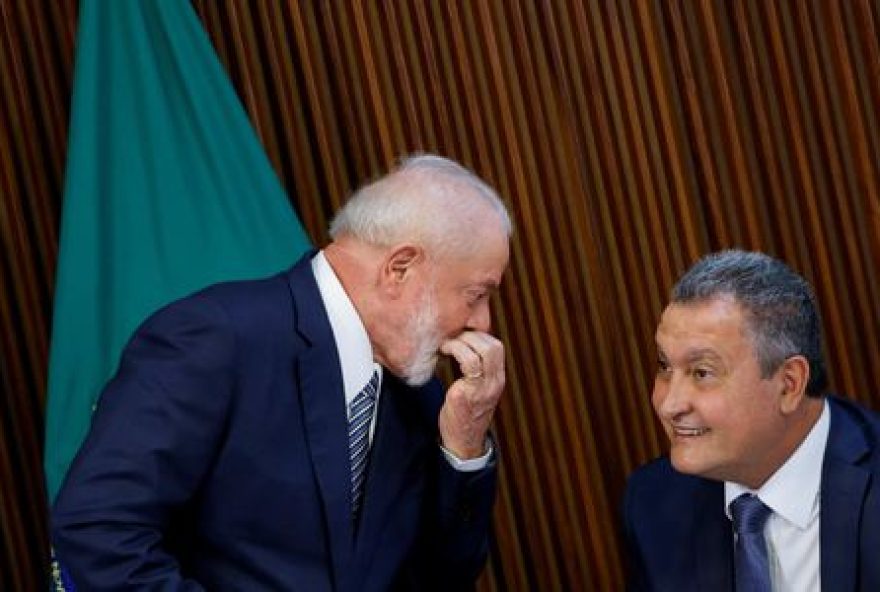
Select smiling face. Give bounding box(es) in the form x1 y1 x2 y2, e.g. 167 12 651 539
653 297 795 488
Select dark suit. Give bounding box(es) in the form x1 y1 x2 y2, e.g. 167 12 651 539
52 253 496 591
623 396 880 591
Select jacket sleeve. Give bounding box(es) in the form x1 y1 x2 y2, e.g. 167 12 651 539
398 437 498 591
51 293 237 591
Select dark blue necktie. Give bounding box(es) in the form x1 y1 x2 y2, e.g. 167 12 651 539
731 493 773 592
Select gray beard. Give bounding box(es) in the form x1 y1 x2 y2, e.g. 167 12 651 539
401 290 441 386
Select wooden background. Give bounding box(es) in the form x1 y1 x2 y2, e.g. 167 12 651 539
2 1 879 589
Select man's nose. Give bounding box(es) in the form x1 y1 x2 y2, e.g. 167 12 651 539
655 375 691 420
467 301 492 333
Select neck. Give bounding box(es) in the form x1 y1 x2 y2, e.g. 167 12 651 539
322 239 389 367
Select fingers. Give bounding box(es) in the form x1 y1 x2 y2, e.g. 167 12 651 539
437 332 506 459
439 331 503 380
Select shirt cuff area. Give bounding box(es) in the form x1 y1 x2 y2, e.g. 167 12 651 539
440 440 494 472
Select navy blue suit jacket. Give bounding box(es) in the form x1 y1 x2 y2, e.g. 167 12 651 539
52 253 496 591
624 396 880 591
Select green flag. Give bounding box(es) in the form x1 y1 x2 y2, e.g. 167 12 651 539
44 0 311 501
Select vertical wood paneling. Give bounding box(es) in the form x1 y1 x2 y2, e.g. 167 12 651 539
0 0 76 588
3 1 880 589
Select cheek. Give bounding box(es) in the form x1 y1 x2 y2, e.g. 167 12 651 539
728 377 779 424
650 385 664 413
737 394 781 443
437 303 470 334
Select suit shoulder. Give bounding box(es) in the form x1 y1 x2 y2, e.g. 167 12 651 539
627 456 677 489
829 395 880 442
838 394 880 421
130 270 301 366
829 395 880 472
625 456 717 512
199 271 299 330
194 270 290 309
139 269 289 322
625 456 723 534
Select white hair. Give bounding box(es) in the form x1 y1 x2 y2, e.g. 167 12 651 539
329 154 512 258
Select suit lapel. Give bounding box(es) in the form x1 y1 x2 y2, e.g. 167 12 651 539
820 398 870 591
287 256 355 588
694 481 735 591
354 375 431 568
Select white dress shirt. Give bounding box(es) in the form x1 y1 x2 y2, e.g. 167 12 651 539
725 399 830 592
311 251 489 471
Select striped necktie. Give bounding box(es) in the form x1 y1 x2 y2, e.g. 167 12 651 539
348 370 379 518
731 493 773 592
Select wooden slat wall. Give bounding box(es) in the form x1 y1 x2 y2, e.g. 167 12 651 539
2 1 879 589
0 0 76 589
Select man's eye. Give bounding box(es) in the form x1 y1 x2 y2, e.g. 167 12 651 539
693 367 712 380
468 292 486 305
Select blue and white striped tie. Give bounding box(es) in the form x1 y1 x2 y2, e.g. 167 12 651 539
348 370 379 517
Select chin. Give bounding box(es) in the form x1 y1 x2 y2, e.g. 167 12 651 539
403 357 438 387
669 452 709 478
401 350 439 387
404 373 432 387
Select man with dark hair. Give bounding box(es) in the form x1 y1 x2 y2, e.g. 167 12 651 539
624 250 880 591
52 154 511 591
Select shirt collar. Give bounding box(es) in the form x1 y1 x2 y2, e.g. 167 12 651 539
725 398 830 529
311 251 382 406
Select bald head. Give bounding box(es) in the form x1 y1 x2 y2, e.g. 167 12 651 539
329 154 512 259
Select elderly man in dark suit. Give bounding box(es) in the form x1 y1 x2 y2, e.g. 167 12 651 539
624 250 880 591
52 154 511 591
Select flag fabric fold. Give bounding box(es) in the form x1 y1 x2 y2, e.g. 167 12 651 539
44 0 311 501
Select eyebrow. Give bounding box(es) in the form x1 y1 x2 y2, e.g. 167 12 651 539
683 348 723 364
471 280 500 292
656 346 722 364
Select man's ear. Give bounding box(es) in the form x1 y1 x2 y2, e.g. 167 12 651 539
379 244 425 297
778 355 811 414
